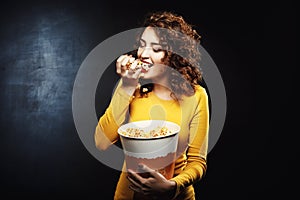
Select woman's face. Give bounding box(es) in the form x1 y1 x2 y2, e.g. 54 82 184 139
137 27 167 80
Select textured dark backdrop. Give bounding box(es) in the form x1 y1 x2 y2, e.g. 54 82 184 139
0 1 297 199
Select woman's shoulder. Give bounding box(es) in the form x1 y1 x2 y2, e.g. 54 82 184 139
181 84 208 102
194 84 208 98
180 85 209 110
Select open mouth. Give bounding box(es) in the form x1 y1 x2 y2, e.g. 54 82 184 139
139 60 153 72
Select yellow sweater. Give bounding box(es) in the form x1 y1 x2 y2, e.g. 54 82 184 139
95 80 209 199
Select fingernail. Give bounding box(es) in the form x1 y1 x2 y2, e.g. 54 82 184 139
138 164 143 169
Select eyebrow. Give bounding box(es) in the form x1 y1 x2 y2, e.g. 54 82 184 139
139 38 161 46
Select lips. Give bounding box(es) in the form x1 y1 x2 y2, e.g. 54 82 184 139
140 60 153 73
141 60 152 65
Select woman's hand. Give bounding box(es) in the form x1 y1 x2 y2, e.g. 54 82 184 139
116 54 144 95
127 164 176 200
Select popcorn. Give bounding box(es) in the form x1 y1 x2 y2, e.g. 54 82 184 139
131 60 152 72
121 126 172 138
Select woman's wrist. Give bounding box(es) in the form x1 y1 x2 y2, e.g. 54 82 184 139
120 83 137 96
166 180 177 199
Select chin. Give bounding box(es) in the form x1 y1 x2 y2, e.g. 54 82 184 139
141 73 153 79
140 75 151 80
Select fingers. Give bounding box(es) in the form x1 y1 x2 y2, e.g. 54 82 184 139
121 56 132 76
129 59 138 70
127 169 145 186
137 164 156 177
116 54 131 75
116 54 127 74
132 68 142 79
116 54 143 78
127 169 151 195
127 164 155 186
121 55 132 69
127 173 144 193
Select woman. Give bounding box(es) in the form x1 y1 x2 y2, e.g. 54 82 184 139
95 11 209 200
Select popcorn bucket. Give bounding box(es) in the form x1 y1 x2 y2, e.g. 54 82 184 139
118 120 180 179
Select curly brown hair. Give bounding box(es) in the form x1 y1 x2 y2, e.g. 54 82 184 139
134 11 203 100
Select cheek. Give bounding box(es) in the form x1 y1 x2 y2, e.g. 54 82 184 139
137 49 142 57
153 66 168 74
153 52 165 62
137 50 165 62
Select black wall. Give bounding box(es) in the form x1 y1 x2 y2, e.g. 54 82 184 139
0 1 297 199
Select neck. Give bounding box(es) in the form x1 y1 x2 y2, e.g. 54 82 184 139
153 84 173 100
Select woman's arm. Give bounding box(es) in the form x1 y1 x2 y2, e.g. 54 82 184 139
95 54 142 150
170 86 210 197
94 79 133 150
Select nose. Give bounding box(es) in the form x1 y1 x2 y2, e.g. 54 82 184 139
140 47 152 58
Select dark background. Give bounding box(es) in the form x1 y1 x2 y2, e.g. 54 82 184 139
0 1 297 199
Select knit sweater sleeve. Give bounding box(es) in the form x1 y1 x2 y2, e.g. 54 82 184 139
170 86 209 197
